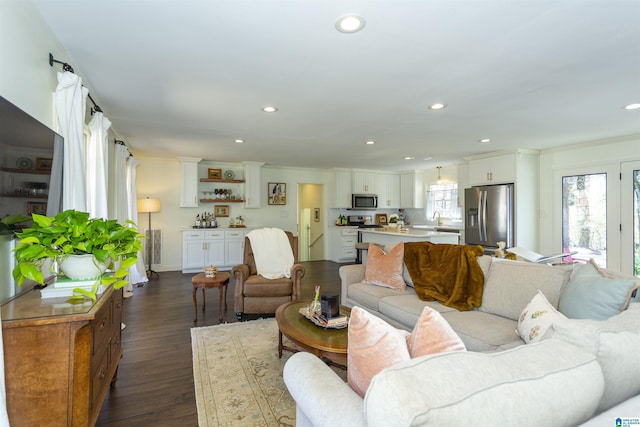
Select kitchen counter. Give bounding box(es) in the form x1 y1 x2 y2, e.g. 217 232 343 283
411 224 464 232
359 228 460 263
360 228 459 241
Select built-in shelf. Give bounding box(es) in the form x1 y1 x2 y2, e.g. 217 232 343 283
1 167 51 175
1 193 48 199
199 198 244 203
199 178 245 183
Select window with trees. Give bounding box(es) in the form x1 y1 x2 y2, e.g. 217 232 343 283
562 173 607 267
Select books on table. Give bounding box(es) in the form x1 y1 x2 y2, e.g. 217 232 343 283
40 284 107 299
506 246 577 263
314 313 348 327
40 274 110 298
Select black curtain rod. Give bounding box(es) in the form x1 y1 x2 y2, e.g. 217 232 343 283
114 139 134 158
49 53 102 115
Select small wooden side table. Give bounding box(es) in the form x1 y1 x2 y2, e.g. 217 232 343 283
192 271 230 322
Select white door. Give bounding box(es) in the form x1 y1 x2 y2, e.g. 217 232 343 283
621 161 640 276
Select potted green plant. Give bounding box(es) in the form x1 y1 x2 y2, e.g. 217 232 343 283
388 214 399 228
12 209 145 300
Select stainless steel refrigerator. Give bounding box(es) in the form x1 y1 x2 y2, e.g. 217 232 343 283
464 184 514 250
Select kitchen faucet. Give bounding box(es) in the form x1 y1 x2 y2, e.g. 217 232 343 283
433 211 443 226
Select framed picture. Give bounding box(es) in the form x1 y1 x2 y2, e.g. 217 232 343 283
35 157 53 172
27 202 47 215
208 168 222 179
268 182 286 205
214 205 229 217
375 213 388 225
314 208 320 222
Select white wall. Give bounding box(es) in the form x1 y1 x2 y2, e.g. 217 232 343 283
135 157 330 271
0 0 68 128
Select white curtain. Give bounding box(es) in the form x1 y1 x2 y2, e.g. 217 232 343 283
54 71 88 211
86 112 111 219
126 154 148 286
113 144 129 224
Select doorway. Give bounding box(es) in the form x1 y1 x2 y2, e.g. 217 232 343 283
297 184 324 261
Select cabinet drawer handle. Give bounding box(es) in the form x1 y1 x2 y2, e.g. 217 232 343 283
100 318 107 331
99 369 106 380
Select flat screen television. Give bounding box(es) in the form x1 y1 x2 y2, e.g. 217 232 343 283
0 96 63 303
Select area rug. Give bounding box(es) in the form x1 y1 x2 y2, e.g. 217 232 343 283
191 318 346 427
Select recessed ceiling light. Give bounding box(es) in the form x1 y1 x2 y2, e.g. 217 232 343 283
624 103 640 110
479 138 491 143
423 157 433 161
262 106 278 113
429 103 446 110
234 139 244 144
364 140 375 145
335 15 366 33
404 156 415 160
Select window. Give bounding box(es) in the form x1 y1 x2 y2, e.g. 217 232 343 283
426 183 461 220
561 173 607 267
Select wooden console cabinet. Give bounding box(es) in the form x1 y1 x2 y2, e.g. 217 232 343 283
1 286 123 427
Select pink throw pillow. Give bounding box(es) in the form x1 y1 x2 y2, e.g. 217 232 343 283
347 307 410 397
363 242 406 290
347 306 466 397
407 306 466 357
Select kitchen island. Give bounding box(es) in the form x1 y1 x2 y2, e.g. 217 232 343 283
360 228 460 245
359 228 460 263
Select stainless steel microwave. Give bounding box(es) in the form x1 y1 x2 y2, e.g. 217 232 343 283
351 194 378 210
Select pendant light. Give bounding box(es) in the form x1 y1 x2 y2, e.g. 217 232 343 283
436 166 442 184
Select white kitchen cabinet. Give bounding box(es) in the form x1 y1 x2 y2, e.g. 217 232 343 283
224 229 245 266
468 153 518 185
377 173 400 208
331 168 352 208
329 227 358 262
400 171 424 208
178 157 202 207
243 161 264 208
182 229 234 273
352 171 377 194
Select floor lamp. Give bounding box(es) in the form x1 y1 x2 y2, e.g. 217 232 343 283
137 197 161 279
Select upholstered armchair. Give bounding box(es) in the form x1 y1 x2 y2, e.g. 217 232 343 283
232 230 305 320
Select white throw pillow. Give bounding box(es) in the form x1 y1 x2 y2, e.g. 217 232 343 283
517 291 566 344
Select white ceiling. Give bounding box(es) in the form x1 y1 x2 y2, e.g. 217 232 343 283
32 0 640 171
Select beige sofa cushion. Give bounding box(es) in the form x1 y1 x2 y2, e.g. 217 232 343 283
440 309 521 352
548 303 640 413
479 260 571 320
365 339 604 427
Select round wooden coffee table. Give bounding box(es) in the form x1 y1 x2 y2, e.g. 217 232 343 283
275 300 350 369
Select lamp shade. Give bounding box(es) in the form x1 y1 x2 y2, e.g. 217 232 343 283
138 197 161 213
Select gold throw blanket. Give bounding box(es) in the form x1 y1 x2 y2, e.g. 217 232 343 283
404 242 485 311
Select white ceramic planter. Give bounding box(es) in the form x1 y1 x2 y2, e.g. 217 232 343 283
59 254 108 280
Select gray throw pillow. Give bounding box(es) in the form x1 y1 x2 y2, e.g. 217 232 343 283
558 261 638 320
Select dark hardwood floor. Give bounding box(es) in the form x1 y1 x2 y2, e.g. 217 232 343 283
96 260 345 426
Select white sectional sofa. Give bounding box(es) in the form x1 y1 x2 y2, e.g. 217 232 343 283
284 255 640 426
